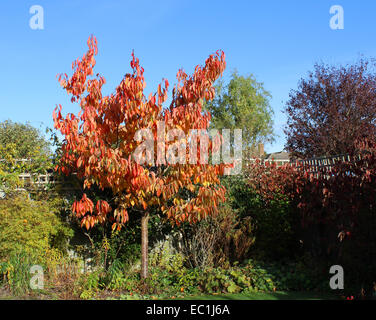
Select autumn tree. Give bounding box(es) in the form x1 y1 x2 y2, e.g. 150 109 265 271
284 58 376 159
53 36 228 279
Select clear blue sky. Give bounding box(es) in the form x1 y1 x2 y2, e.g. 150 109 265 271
1 0 376 153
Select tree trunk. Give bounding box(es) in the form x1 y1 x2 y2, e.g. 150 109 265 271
141 211 149 279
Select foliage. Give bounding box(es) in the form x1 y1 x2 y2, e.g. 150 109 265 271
243 145 376 295
0 194 73 260
204 70 274 155
102 259 130 291
77 270 102 299
187 262 272 294
0 120 51 160
0 252 39 296
284 58 376 158
177 204 255 268
189 258 328 295
223 171 300 261
293 140 376 294
244 258 329 293
0 249 332 299
93 248 278 297
53 35 228 278
149 241 186 274
0 120 52 193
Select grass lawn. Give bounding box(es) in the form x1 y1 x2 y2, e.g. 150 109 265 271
183 291 339 300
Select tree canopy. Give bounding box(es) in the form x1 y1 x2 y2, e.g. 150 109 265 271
0 120 52 191
53 36 228 278
204 70 274 156
284 58 376 159
0 120 51 160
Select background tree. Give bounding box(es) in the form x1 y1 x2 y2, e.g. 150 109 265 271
204 70 274 158
0 120 50 159
53 36 228 279
0 120 52 192
284 58 376 159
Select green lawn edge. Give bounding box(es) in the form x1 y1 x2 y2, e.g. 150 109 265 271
182 291 339 300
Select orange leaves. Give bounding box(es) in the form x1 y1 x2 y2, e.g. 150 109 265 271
77 157 84 168
55 35 227 232
96 200 111 215
52 105 63 124
186 184 195 193
71 200 79 214
72 193 94 218
156 79 169 106
114 208 129 224
74 198 112 230
81 216 90 230
120 208 129 223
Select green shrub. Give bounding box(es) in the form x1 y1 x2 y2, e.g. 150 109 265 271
222 174 300 261
0 194 73 260
193 264 273 294
244 257 329 293
74 269 104 299
149 241 186 275
177 268 201 294
176 258 329 296
103 259 129 290
0 252 40 296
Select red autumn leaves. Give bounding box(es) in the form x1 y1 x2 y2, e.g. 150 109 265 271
246 141 376 236
53 35 227 231
71 195 112 230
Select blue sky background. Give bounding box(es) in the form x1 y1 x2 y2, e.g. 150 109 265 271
1 0 376 153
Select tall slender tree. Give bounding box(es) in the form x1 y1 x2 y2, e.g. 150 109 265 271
53 36 228 279
204 70 274 158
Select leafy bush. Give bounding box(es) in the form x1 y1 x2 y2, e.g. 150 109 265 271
149 241 186 275
67 207 171 273
0 252 40 296
176 204 255 268
102 259 137 291
177 268 201 294
243 257 329 293
77 270 102 299
223 173 300 261
242 144 376 296
193 263 274 294
0 194 73 260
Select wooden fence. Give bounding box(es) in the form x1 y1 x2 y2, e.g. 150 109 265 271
292 154 351 173
1 154 363 193
245 153 363 174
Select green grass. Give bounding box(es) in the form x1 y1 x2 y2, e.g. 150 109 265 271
183 291 339 300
